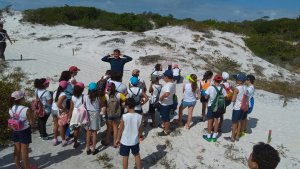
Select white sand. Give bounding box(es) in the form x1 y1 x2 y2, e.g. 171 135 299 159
1 11 300 169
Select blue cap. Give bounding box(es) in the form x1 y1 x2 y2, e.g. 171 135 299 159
130 76 139 86
233 72 246 83
88 82 98 91
163 70 173 78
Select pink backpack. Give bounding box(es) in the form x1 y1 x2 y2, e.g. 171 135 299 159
31 91 46 118
241 87 249 112
8 106 26 131
76 95 90 126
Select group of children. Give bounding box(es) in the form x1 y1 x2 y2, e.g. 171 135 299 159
8 62 280 169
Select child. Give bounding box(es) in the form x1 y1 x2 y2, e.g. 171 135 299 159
241 75 255 135
151 63 163 80
9 91 35 169
69 82 85 148
116 98 143 169
203 75 227 142
199 71 213 122
176 74 200 129
130 69 147 92
34 78 53 140
148 76 162 128
173 64 181 83
103 83 126 147
228 72 247 142
127 76 149 115
69 66 80 86
219 72 234 132
52 80 71 146
85 82 102 155
248 142 280 169
158 70 176 136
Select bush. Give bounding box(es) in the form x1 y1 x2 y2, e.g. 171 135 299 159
212 57 241 75
138 55 165 65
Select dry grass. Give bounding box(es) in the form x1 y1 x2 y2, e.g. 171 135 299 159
138 55 165 65
206 40 219 46
132 37 173 49
36 37 51 41
159 157 177 169
101 38 125 45
255 79 300 98
252 64 265 77
223 144 247 166
95 153 114 169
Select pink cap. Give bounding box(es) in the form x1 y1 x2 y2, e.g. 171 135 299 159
11 91 25 101
75 82 85 89
69 66 80 72
59 80 69 89
43 79 50 85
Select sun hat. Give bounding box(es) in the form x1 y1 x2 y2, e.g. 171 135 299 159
69 66 80 72
213 75 223 81
59 80 69 89
222 72 229 80
130 76 139 86
11 91 25 101
75 82 85 89
88 82 97 91
163 70 173 78
233 72 247 82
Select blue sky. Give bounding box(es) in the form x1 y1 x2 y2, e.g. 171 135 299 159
1 0 299 21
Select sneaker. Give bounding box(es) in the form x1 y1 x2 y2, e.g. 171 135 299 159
212 138 217 142
86 149 91 155
158 131 169 136
202 135 212 142
53 139 59 146
92 149 99 155
73 142 80 149
61 140 72 147
42 136 49 140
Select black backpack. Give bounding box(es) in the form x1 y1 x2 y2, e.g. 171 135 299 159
129 87 142 106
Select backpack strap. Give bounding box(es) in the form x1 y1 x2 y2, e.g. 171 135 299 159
153 85 162 103
12 106 26 118
212 85 223 96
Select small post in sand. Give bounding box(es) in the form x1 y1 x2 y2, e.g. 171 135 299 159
72 48 75 56
267 130 272 143
20 54 22 61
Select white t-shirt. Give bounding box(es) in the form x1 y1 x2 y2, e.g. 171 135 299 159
84 95 101 112
108 79 127 95
127 87 143 111
233 85 247 110
120 113 142 146
9 105 30 131
52 91 66 111
149 84 162 104
173 68 180 76
247 85 255 100
71 95 84 108
183 83 199 102
205 85 227 107
36 89 52 106
159 82 176 106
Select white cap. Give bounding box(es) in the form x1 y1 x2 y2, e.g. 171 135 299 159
222 72 229 80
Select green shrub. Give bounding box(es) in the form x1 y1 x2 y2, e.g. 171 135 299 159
138 55 165 65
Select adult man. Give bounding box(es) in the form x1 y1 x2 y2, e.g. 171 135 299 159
0 23 13 61
101 49 132 81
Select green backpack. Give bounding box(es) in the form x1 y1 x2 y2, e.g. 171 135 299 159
211 85 225 113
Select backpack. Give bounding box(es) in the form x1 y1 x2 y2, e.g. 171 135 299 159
31 91 47 118
222 82 233 101
200 80 211 97
241 87 249 112
152 85 162 108
211 85 225 113
129 87 142 106
76 95 90 126
107 94 121 117
8 106 26 131
150 71 161 82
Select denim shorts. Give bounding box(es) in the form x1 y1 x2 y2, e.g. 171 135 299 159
12 127 32 144
120 143 140 156
206 106 221 120
159 105 172 122
232 109 242 123
181 101 196 108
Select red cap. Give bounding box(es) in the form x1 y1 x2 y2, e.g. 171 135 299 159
69 66 80 72
213 75 223 81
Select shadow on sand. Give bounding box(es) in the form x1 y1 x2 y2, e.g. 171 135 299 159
142 145 168 169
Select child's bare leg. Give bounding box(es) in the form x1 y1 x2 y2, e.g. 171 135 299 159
134 153 142 169
86 129 91 150
122 156 129 169
113 121 119 147
201 103 207 119
177 105 184 125
20 143 30 169
53 117 59 139
236 121 242 140
92 131 97 151
59 125 65 141
186 106 194 128
231 123 237 140
14 143 21 169
213 118 219 134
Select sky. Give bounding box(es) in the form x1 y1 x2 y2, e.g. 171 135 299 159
0 0 299 21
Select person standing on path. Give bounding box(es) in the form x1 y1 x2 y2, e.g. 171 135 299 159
0 23 13 61
101 49 132 81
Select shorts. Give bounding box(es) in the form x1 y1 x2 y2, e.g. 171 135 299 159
206 106 221 120
148 103 155 114
232 109 242 123
181 101 196 108
107 116 120 122
135 109 143 115
174 76 180 82
225 100 231 107
159 105 172 122
120 143 140 156
51 109 59 118
241 111 248 120
200 96 208 103
12 127 32 144
66 99 71 110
